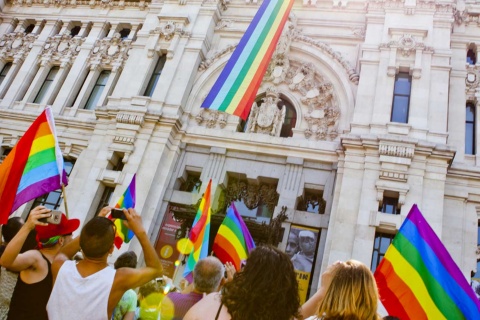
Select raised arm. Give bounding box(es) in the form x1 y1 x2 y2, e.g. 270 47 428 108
115 208 163 290
0 206 51 272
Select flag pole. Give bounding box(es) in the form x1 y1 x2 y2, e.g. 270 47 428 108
61 184 69 218
172 227 190 284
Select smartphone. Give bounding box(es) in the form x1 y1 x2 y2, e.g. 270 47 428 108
111 208 127 220
39 210 62 225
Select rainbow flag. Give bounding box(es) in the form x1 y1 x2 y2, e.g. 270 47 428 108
201 0 294 120
113 174 136 249
183 179 212 280
0 107 67 225
374 204 480 319
212 202 255 271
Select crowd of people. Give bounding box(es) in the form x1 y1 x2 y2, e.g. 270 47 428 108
0 206 394 320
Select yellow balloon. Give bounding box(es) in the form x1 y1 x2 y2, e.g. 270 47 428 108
176 238 194 255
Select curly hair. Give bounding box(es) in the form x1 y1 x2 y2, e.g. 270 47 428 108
221 245 300 320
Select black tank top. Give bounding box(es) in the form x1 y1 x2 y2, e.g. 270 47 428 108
7 253 52 320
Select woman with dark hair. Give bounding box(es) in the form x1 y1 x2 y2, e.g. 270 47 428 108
0 217 37 320
184 245 301 320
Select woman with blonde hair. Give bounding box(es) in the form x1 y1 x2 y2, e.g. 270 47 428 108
302 260 381 320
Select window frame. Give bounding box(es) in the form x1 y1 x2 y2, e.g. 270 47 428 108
33 66 60 104
466 102 476 155
371 232 395 272
0 62 13 87
83 70 111 110
390 72 412 124
143 55 166 97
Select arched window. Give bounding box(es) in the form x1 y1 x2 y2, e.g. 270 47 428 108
278 98 296 138
24 24 35 34
70 26 81 37
467 44 477 65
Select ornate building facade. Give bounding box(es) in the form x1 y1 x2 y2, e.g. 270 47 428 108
1 0 479 300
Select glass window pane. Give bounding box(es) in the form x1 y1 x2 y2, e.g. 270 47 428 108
143 57 166 97
84 86 104 110
391 96 409 123
394 76 411 95
97 71 111 85
0 63 12 87
466 124 475 154
34 67 59 104
467 105 475 122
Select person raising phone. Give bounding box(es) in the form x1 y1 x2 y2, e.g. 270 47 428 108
0 206 80 320
46 207 163 320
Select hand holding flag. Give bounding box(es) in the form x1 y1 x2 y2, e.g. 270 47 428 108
112 174 136 249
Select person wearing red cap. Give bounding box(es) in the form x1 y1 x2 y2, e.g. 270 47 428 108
0 206 79 320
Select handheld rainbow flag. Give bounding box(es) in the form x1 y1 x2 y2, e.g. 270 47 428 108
0 107 67 225
212 202 255 271
201 0 294 120
112 174 136 249
374 204 480 319
183 179 212 281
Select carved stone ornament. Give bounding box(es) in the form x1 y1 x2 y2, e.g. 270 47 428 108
224 178 279 214
0 31 37 62
381 34 431 57
40 33 84 66
149 21 188 41
116 113 145 126
466 65 479 94
195 108 227 129
11 0 147 9
88 33 131 70
198 44 237 71
246 87 285 136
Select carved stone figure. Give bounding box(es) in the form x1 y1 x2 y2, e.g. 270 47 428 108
40 33 84 66
246 87 285 137
195 109 227 129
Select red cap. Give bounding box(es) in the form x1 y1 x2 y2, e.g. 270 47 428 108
35 214 80 240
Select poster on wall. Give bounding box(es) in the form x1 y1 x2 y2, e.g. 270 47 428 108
286 225 320 304
154 206 183 278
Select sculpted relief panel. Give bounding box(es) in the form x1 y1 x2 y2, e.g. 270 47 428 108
196 14 349 141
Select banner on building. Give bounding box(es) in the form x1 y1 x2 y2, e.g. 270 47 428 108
154 206 183 278
286 225 319 304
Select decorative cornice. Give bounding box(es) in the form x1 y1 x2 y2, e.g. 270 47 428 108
149 21 189 41
10 0 149 9
379 33 434 57
198 43 237 71
116 112 145 126
379 143 415 158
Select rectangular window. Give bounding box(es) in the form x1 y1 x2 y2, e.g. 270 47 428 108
95 186 115 216
379 196 400 215
466 102 476 155
84 70 111 110
33 66 60 104
143 56 166 97
0 62 13 87
31 159 75 210
391 73 412 123
371 232 395 272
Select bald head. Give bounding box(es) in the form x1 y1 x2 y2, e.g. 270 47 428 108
193 256 225 294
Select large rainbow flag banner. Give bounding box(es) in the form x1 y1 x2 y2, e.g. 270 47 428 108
374 204 480 319
183 179 212 280
113 174 136 249
200 0 294 120
213 202 255 271
0 107 67 225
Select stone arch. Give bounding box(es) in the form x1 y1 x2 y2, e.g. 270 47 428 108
187 37 356 140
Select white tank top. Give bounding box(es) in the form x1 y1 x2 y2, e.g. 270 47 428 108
47 260 116 320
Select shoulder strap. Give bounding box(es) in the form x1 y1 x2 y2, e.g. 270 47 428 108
215 302 224 320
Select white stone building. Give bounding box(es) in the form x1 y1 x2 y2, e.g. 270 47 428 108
0 0 479 300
